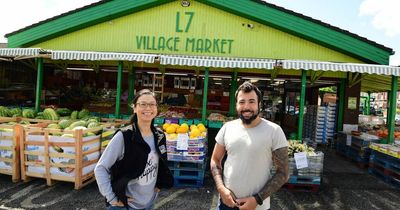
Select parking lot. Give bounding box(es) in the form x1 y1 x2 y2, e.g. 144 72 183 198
1 148 400 210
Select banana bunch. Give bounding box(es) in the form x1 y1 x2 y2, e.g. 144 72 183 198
288 140 316 157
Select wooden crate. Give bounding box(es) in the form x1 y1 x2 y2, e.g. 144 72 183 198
20 125 103 189
0 117 21 182
0 117 55 182
99 118 129 152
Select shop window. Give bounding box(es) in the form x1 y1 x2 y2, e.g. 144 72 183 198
190 78 197 90
180 77 190 89
174 77 180 88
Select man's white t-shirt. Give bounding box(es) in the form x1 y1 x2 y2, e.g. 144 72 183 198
215 118 288 210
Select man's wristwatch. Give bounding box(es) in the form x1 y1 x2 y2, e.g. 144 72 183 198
253 193 263 205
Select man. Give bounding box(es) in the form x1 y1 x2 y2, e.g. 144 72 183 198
211 82 289 210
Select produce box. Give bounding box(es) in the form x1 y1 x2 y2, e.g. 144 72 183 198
295 152 324 177
21 125 103 189
99 118 129 153
0 117 51 182
0 117 21 182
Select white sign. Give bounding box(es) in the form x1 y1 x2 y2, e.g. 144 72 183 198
294 152 308 169
176 133 189 150
343 124 358 134
346 135 352 146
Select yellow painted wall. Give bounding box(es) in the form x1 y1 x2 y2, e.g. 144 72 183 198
33 1 362 63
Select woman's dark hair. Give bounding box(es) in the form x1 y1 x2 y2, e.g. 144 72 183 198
131 89 157 108
235 81 262 103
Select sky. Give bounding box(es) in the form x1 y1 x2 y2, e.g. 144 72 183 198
0 0 398 66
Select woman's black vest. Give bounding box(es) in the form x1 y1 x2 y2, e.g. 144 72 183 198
109 115 173 206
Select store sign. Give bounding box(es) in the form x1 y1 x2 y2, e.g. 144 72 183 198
135 12 235 54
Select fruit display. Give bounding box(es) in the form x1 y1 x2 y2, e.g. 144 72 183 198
207 113 227 122
158 106 201 119
163 122 207 162
287 140 316 157
163 123 207 140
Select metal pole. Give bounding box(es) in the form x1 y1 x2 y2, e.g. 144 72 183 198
387 76 398 144
35 58 44 113
115 61 123 118
297 69 306 141
337 78 346 131
127 66 135 115
229 70 238 116
366 91 371 115
201 68 209 124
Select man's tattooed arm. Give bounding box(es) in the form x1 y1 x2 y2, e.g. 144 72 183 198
211 164 224 190
210 143 226 190
257 147 289 200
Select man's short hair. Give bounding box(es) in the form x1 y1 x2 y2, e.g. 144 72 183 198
235 81 262 103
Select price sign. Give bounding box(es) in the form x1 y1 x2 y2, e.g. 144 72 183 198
294 152 308 169
346 135 352 146
176 133 189 150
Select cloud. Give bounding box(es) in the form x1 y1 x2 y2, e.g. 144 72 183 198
359 0 400 37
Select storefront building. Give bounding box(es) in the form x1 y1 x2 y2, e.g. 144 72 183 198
1 0 400 142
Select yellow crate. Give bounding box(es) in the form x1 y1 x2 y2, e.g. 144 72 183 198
21 125 103 189
387 146 400 159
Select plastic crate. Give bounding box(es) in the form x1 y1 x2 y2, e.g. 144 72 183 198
154 117 164 125
193 119 208 126
208 121 223 128
165 117 179 124
179 119 193 125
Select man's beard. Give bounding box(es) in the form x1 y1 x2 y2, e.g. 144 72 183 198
239 109 259 124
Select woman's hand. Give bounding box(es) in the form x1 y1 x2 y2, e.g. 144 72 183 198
155 187 160 193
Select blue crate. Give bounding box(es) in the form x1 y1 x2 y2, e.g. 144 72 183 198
370 152 400 174
171 169 205 180
368 166 400 188
173 178 204 188
288 175 321 185
168 160 206 170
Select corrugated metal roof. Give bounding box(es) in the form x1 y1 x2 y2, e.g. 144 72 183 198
0 48 41 57
51 50 157 63
160 55 275 69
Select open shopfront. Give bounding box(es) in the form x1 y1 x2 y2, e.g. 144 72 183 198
1 0 400 144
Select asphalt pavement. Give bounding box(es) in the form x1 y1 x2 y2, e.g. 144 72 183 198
1 147 400 210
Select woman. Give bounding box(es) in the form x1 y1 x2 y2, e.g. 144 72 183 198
95 89 173 210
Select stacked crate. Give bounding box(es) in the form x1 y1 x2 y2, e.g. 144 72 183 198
315 104 336 144
20 125 103 189
368 146 400 188
167 160 206 188
272 152 324 192
166 126 207 188
303 105 318 140
336 132 380 168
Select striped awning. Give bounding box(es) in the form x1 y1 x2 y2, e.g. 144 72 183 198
51 50 158 63
281 60 400 76
0 48 42 57
160 55 275 69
